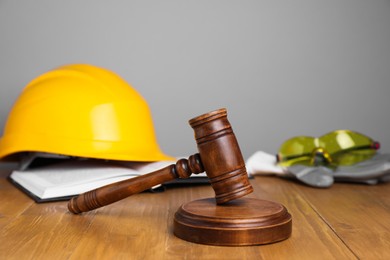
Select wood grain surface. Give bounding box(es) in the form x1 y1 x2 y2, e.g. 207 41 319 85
1 169 389 259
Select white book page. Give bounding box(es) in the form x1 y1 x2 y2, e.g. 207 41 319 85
9 160 175 199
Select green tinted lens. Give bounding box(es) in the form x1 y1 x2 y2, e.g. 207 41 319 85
325 130 376 165
278 156 313 167
332 149 376 166
319 130 373 154
278 136 316 166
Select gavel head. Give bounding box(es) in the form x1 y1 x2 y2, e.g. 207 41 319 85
189 108 253 204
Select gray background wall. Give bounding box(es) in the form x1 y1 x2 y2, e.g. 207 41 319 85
0 1 389 160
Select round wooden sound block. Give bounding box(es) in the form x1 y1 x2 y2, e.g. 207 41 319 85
173 197 292 246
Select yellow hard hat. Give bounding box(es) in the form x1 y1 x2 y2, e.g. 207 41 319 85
0 64 174 162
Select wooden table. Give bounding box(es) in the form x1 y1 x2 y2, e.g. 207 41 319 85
1 169 389 259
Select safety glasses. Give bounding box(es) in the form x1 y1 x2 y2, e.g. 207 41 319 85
277 130 380 167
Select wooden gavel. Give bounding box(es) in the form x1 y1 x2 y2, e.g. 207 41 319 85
68 108 253 214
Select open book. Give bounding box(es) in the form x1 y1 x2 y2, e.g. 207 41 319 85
8 159 208 202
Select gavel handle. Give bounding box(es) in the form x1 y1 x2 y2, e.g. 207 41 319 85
68 154 203 214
